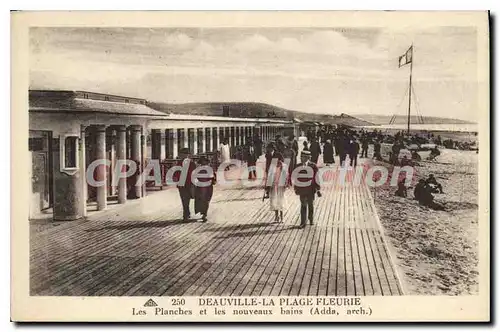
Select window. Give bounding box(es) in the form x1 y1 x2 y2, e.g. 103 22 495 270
59 135 79 175
104 96 110 101
83 93 89 99
64 137 77 168
125 99 129 103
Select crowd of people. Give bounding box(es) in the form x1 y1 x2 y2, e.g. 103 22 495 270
170 124 475 224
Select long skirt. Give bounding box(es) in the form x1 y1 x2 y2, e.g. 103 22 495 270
194 186 214 215
269 185 286 211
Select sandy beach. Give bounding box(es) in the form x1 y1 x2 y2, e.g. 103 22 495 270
371 148 479 295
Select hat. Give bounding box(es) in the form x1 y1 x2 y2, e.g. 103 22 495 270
301 150 311 156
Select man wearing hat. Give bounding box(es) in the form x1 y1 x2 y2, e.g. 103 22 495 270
293 150 321 228
173 147 197 222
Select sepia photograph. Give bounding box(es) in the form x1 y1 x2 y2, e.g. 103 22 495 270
11 10 490 322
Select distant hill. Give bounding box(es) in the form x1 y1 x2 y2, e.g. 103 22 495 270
354 114 475 125
147 101 374 127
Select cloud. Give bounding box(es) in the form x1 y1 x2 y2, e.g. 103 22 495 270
233 34 274 52
164 32 194 49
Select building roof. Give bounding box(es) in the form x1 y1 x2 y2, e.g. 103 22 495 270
29 90 168 117
28 89 295 124
165 112 292 124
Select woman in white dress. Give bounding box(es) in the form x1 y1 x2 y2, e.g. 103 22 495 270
219 138 231 170
268 152 288 223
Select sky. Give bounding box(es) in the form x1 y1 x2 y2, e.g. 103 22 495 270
29 26 479 122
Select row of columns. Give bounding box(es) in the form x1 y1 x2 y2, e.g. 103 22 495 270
83 124 145 214
151 124 297 160
151 125 264 160
53 122 296 221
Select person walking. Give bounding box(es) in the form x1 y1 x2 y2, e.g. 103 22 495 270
219 137 231 170
323 139 335 165
282 142 296 186
293 150 321 228
173 148 196 222
349 138 360 167
361 137 369 158
268 152 288 223
373 140 382 161
194 156 216 222
264 142 276 199
309 137 321 165
244 139 257 180
253 134 263 159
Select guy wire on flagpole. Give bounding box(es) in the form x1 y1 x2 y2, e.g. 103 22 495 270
407 43 414 135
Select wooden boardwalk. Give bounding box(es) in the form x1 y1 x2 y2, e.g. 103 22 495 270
30 158 403 296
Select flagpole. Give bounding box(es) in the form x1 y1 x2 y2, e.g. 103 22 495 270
407 44 413 135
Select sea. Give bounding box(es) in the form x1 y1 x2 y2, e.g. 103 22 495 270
359 123 478 133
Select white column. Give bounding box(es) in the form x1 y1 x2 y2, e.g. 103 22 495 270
95 125 107 210
173 129 178 158
201 128 206 153
231 126 235 147
184 128 189 148
116 125 127 204
216 127 221 149
110 129 117 196
130 125 142 198
160 130 166 160
193 128 198 155
80 125 87 216
210 127 215 152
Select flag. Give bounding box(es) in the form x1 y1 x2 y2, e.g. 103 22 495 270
398 45 413 67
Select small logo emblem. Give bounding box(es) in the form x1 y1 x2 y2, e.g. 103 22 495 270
143 299 158 307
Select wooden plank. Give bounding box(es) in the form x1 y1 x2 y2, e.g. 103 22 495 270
155 196 269 296
34 214 174 295
344 185 356 295
317 225 332 296
306 224 327 296
351 186 367 296
245 200 300 296
197 192 283 294
288 225 318 296
125 194 264 296
277 225 314 296
225 222 296 296
366 229 391 295
336 189 347 296
198 219 282 296
266 218 304 296
297 226 321 295
100 221 228 296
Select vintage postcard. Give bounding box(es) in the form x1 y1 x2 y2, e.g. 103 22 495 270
11 11 490 322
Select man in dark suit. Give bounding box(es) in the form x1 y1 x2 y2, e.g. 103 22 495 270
244 140 257 180
173 147 197 221
293 150 321 228
349 138 360 167
309 137 322 165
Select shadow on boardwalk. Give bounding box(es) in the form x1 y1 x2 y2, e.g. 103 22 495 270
86 219 196 231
